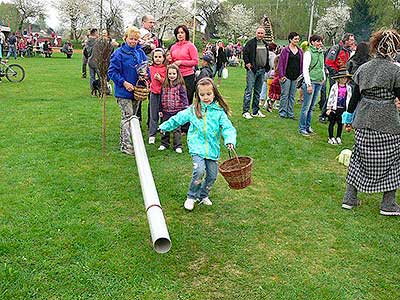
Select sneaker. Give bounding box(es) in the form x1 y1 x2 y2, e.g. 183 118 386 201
319 117 327 123
175 147 182 154
199 197 213 206
342 199 361 210
328 138 337 145
380 204 400 216
148 137 156 144
184 198 196 211
336 137 342 144
299 130 310 137
121 147 134 156
307 127 316 135
251 111 266 118
158 145 166 151
242 112 253 119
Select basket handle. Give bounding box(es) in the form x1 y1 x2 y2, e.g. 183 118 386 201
228 148 240 165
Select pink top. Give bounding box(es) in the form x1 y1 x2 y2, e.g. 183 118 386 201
149 64 167 94
170 40 199 77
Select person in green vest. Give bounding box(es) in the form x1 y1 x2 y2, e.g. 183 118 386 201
298 35 326 136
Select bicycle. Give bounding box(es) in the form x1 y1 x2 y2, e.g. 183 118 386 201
0 60 25 82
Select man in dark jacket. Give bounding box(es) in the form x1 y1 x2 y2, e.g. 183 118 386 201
242 27 270 119
84 28 99 92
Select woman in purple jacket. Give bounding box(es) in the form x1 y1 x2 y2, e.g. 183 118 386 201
277 32 303 119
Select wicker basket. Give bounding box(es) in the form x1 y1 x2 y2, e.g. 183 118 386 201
219 149 253 189
133 79 149 101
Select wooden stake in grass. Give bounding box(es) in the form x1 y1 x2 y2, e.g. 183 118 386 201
92 37 114 155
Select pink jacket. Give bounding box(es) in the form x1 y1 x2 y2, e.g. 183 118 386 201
149 64 167 94
170 40 199 77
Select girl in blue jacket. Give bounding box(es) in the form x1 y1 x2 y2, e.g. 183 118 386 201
108 26 147 155
159 77 237 211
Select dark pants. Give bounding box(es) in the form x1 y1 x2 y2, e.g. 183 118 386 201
149 93 161 137
328 109 344 138
183 74 195 105
161 112 182 149
319 77 334 118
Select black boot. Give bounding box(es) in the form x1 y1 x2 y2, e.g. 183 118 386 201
342 183 361 209
380 190 400 216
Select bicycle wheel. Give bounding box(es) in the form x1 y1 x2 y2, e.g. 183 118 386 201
5 64 25 82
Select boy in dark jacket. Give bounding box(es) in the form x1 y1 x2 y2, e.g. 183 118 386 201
195 54 214 84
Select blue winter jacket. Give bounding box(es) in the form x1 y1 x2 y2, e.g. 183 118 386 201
108 43 147 99
159 102 237 160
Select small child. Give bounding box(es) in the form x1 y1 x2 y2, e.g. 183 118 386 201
195 53 214 84
158 64 189 153
148 48 167 144
159 77 237 211
268 56 281 111
326 68 352 145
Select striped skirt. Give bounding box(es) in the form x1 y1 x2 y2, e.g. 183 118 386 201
346 128 400 193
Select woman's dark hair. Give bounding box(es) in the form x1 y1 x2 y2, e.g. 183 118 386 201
309 35 323 43
288 32 299 42
351 41 370 63
268 42 277 52
174 25 190 41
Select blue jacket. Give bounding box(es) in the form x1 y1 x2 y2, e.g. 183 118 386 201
108 43 147 99
159 102 237 160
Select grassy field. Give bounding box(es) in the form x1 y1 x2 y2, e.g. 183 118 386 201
1 53 399 300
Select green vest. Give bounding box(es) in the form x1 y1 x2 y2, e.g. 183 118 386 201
308 46 324 82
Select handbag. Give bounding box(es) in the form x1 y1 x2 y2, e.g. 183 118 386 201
222 67 228 79
295 58 320 89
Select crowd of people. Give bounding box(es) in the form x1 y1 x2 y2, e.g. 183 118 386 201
101 17 400 215
0 29 73 59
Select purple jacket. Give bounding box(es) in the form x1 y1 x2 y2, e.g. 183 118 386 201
277 46 303 79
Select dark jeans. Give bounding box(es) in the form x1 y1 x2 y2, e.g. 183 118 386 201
183 74 195 105
319 77 335 118
327 109 344 138
149 93 161 137
161 112 182 149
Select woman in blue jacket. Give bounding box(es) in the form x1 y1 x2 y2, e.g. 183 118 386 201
108 26 147 155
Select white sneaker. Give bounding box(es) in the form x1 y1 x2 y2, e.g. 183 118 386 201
251 111 266 118
328 138 337 145
336 137 342 144
184 198 196 210
242 112 253 119
148 137 156 144
199 197 213 206
175 147 182 154
158 145 166 151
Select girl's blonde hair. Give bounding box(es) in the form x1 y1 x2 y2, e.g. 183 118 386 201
163 64 185 88
193 77 231 118
370 28 400 60
124 26 140 40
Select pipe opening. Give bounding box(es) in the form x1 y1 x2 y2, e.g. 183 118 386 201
154 238 171 254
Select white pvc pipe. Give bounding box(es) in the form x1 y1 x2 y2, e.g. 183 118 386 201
130 116 171 254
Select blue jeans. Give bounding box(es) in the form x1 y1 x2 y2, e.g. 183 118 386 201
298 82 322 132
279 78 297 118
243 69 264 114
259 72 268 100
187 155 218 200
6 45 17 59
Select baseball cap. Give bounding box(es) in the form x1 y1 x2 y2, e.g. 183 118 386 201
202 54 213 63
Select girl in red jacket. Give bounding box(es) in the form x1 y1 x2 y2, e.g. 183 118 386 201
148 48 167 144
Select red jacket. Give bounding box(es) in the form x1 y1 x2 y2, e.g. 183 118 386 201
325 42 352 76
149 64 167 94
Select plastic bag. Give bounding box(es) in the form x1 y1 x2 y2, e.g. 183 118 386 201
222 67 228 79
336 149 352 167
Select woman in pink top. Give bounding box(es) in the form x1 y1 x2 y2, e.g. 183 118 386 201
170 25 199 104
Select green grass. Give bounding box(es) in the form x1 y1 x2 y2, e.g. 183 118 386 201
1 53 399 300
